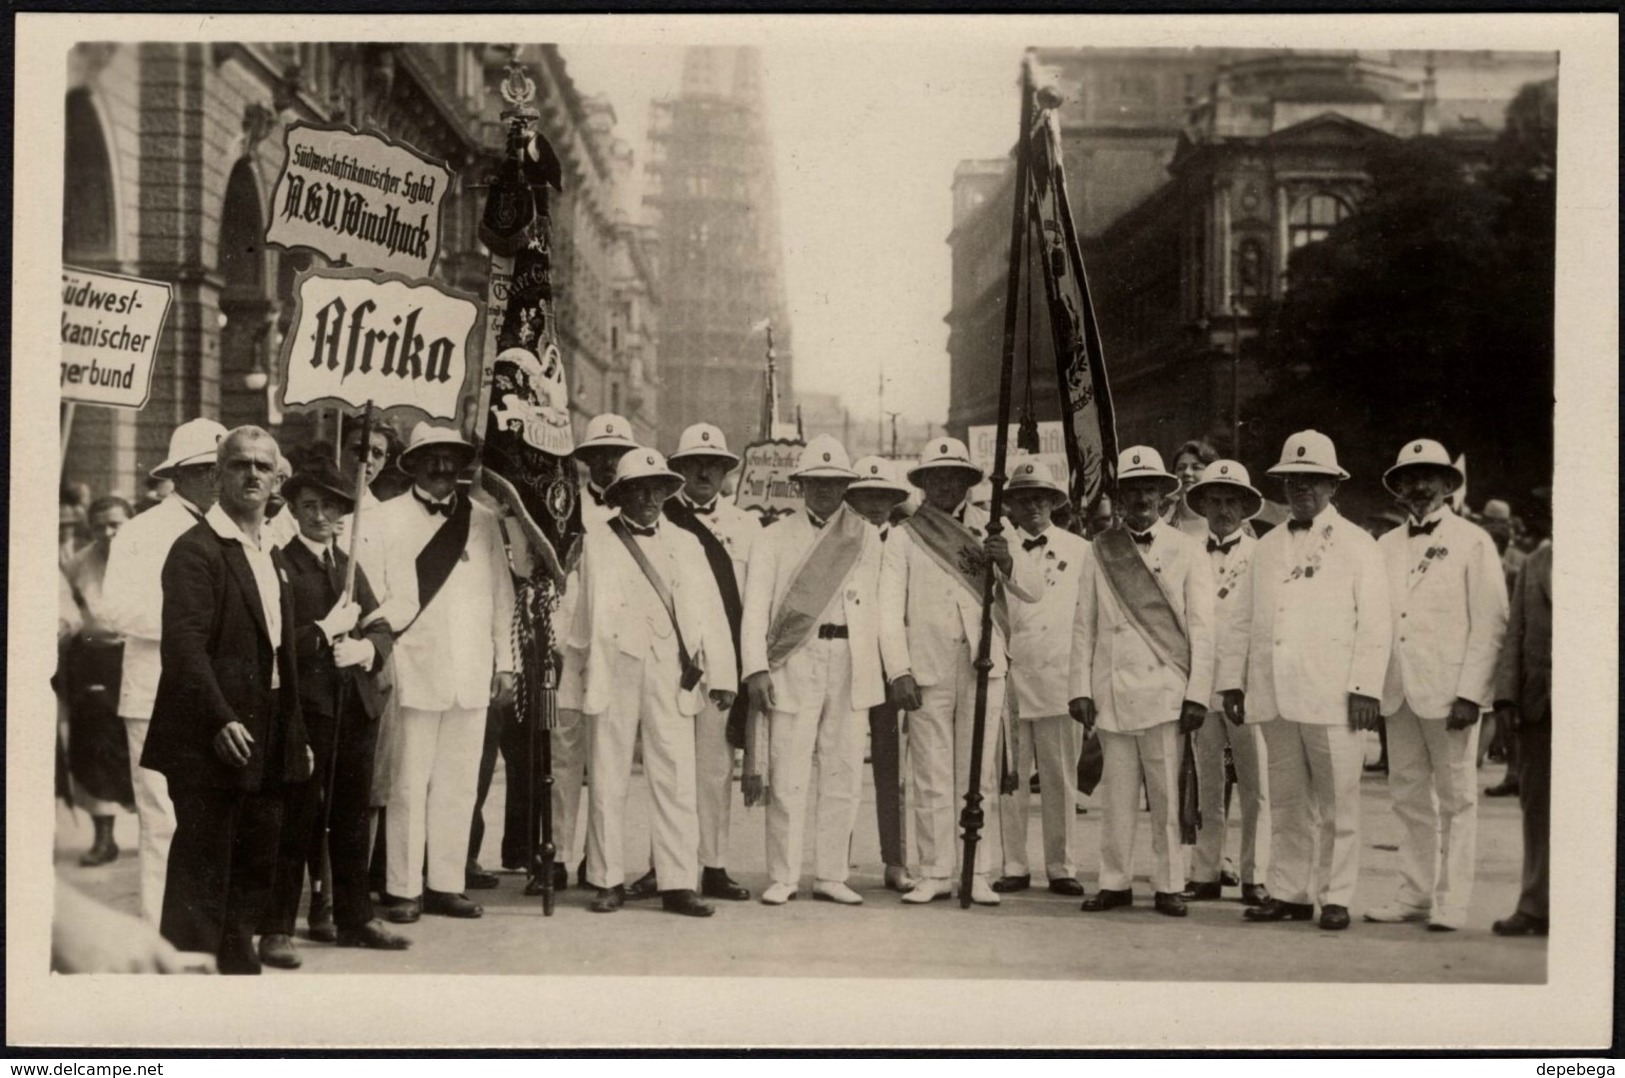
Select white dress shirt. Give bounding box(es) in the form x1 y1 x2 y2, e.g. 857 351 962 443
204 503 282 687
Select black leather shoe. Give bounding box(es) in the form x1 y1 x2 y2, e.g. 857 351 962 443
1243 898 1314 923
701 867 751 901
79 838 119 867
1219 868 1242 887
381 896 421 924
1153 891 1188 917
258 933 302 969
1484 778 1520 797
589 885 626 913
336 920 412 950
661 889 716 918
422 889 483 918
577 859 589 886
1491 911 1548 937
217 936 262 976
1240 883 1271 907
1319 904 1351 931
626 868 660 900
1182 880 1223 901
307 917 338 944
1080 888 1133 912
992 874 1031 894
1047 878 1085 897
465 866 501 890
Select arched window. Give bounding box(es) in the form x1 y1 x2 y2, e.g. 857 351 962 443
64 89 116 263
1288 192 1351 250
218 160 271 431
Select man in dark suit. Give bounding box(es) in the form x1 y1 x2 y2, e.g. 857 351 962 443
257 458 410 968
142 426 311 975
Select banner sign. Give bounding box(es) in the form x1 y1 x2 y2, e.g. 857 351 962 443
266 122 452 277
968 423 1069 504
61 266 173 409
735 438 805 520
278 266 478 420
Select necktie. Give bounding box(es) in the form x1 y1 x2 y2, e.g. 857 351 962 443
1207 536 1239 555
323 547 336 573
415 490 454 517
1287 518 1313 533
690 499 716 517
1022 535 1048 552
1129 530 1154 548
1408 518 1440 538
623 519 658 538
805 511 828 530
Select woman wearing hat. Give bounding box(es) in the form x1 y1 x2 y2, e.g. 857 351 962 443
1366 439 1507 932
1215 430 1390 931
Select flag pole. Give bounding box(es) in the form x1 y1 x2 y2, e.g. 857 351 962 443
959 51 1035 909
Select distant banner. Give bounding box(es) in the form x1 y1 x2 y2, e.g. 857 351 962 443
278 267 478 420
266 122 452 277
61 266 173 409
968 422 1070 481
735 439 805 520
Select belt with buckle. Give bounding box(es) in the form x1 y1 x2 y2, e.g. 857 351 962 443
816 624 849 639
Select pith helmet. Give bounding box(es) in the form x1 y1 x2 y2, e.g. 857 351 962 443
668 423 740 467
1114 446 1180 497
150 417 228 478
1267 430 1350 481
398 422 477 471
577 413 639 454
1004 457 1067 501
791 434 858 480
1186 459 1262 519
906 437 985 486
1382 438 1463 496
848 455 910 499
605 448 684 504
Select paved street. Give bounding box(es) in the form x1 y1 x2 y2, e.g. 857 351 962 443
56 740 1544 983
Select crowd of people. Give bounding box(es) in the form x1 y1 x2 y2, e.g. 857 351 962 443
53 412 1554 974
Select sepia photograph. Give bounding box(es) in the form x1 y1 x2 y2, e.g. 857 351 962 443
10 10 1618 1052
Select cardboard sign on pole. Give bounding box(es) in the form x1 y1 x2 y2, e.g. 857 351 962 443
277 266 479 422
60 266 174 410
966 421 1070 503
266 122 453 278
734 438 805 521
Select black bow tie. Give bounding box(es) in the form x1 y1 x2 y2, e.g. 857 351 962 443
689 499 716 517
1129 529 1154 548
1207 536 1239 555
1287 518 1314 533
805 511 828 530
1022 535 1048 552
587 485 606 507
623 519 658 538
1409 518 1440 538
415 490 456 517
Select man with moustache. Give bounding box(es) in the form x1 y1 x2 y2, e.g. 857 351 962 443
256 459 408 968
880 438 1042 906
1072 448 1215 919
993 460 1090 898
844 457 917 893
1218 431 1390 931
101 417 227 923
1182 460 1271 906
1365 440 1507 932
141 426 310 974
370 423 517 924
565 450 737 918
743 436 884 906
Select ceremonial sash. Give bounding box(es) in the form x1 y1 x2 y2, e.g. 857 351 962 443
1092 525 1191 680
765 504 867 668
903 503 1009 639
665 500 748 746
395 494 473 638
609 516 703 691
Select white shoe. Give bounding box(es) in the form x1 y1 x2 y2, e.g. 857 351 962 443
1428 910 1465 932
966 875 1001 906
813 880 864 905
760 882 797 906
1363 901 1430 924
883 865 918 893
901 878 953 904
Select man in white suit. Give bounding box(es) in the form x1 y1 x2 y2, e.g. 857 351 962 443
1182 460 1270 907
743 435 883 906
1218 431 1390 931
993 459 1089 898
1072 447 1215 918
565 449 738 918
1366 439 1507 931
100 416 226 924
371 423 517 923
880 438 1042 906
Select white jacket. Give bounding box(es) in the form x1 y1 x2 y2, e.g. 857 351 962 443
1378 509 1508 717
679 494 759 592
1070 521 1216 733
1006 525 1092 719
98 494 206 719
1205 530 1258 712
1217 505 1390 725
741 511 885 713
564 520 737 718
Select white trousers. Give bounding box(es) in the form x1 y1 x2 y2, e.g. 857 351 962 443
909 657 1002 880
1385 704 1480 920
585 644 699 892
1189 711 1269 885
386 706 485 897
1262 718 1364 908
766 637 867 886
696 699 735 870
122 717 176 924
1097 723 1184 894
998 715 1080 879
551 710 589 866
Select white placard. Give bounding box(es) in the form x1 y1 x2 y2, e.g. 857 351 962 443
60 266 173 409
967 421 1071 501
